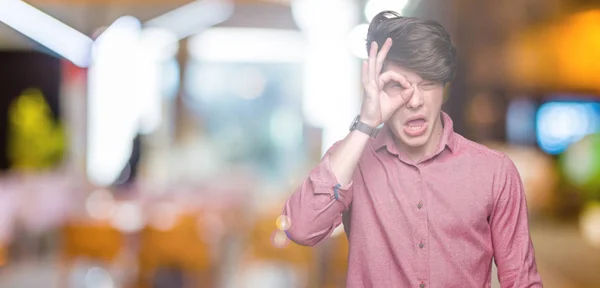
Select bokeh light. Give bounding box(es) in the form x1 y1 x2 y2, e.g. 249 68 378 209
276 215 292 231
561 133 600 195
85 189 115 220
580 202 600 248
109 201 144 233
364 0 410 22
469 92 500 125
198 211 225 244
506 98 537 145
536 101 600 155
148 202 179 231
232 67 267 100
84 267 115 288
270 230 290 248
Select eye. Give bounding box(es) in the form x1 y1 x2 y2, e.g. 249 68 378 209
386 81 403 90
420 82 437 90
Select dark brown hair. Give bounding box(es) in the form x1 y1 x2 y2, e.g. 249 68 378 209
367 11 457 83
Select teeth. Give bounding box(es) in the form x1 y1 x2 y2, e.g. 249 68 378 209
407 126 422 130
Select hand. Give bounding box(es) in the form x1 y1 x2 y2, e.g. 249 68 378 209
359 38 414 127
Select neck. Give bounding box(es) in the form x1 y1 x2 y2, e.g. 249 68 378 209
397 116 444 162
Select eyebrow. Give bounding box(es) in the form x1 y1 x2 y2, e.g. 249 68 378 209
381 63 435 84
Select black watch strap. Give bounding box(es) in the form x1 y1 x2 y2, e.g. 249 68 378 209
350 115 379 138
355 121 379 138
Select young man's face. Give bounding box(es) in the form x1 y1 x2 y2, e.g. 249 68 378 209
382 62 445 154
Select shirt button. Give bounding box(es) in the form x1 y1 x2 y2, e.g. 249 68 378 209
417 202 423 209
419 242 424 249
420 283 425 288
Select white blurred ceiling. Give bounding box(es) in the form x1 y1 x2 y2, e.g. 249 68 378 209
0 0 298 49
0 3 180 48
0 0 453 51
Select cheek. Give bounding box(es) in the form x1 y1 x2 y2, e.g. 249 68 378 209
424 90 444 108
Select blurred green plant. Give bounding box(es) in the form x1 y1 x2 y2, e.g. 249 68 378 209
7 88 66 171
560 133 600 200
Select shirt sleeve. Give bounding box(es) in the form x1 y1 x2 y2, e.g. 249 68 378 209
491 155 543 288
282 141 354 246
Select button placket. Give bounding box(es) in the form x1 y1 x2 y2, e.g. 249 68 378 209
415 166 429 286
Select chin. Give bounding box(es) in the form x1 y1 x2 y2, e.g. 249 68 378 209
399 133 430 148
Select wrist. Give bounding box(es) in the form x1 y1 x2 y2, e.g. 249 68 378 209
349 128 372 139
349 115 380 138
360 117 379 128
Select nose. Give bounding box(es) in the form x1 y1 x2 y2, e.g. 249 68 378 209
405 88 424 110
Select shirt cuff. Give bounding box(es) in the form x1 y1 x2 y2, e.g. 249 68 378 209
308 154 353 194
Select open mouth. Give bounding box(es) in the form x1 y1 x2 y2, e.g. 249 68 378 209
404 116 428 137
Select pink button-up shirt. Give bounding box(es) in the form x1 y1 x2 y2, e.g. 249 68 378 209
283 112 542 288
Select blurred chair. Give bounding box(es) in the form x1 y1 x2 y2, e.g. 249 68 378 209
236 209 317 288
61 220 124 263
60 220 126 286
136 212 214 288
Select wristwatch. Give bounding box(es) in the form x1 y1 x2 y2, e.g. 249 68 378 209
349 115 379 138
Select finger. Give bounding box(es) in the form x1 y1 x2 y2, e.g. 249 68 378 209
361 60 368 87
378 71 411 89
368 41 378 82
375 38 392 75
391 87 415 108
396 87 415 106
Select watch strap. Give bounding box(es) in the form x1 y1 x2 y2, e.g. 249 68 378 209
354 120 379 138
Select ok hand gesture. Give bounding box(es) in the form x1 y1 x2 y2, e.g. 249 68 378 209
359 38 414 127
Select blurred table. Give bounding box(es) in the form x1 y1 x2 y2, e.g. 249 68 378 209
530 220 600 288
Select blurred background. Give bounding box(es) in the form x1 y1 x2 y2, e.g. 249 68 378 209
0 0 600 287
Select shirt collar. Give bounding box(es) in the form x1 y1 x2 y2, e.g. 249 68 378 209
372 111 458 154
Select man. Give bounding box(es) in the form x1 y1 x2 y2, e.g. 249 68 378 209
282 11 543 288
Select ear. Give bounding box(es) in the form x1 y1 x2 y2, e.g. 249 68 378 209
442 82 451 103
